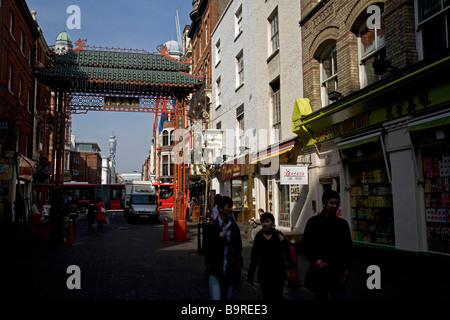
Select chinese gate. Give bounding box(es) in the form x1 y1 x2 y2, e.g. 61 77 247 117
35 44 203 232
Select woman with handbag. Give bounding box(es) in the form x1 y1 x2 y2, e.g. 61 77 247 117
247 212 295 300
95 197 107 232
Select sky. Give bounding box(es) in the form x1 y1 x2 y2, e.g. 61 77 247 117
25 0 193 174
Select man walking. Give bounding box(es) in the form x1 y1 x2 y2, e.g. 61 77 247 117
302 190 352 300
204 196 243 300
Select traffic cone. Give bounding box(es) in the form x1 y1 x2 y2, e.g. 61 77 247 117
68 219 74 246
288 240 301 287
163 218 169 242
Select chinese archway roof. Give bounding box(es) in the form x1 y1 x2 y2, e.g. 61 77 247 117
35 46 203 95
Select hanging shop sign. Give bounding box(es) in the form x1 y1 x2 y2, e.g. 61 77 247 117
54 111 64 150
205 129 223 148
18 156 35 181
280 165 308 185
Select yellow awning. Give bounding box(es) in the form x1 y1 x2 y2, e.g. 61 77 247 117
251 139 296 164
292 98 315 147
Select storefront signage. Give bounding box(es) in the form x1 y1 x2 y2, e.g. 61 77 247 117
290 185 301 202
280 166 308 185
221 163 255 180
316 111 370 143
315 89 435 143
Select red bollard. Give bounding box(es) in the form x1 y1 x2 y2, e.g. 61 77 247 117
68 219 74 246
163 218 169 242
288 240 301 287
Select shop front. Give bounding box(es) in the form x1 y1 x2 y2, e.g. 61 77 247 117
407 112 450 254
221 157 256 223
293 55 450 255
251 137 302 231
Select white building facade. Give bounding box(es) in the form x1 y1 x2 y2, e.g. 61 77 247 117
210 0 257 221
211 0 303 231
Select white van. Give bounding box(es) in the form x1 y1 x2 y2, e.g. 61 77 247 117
124 181 160 221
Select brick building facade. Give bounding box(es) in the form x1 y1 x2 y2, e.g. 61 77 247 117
0 0 52 222
70 143 102 184
300 0 417 110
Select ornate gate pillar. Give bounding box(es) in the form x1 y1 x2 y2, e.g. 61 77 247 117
54 90 66 187
173 95 186 221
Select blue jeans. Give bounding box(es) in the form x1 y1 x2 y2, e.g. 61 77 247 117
209 275 235 300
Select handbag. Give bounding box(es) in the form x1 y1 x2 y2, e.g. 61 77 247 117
277 230 296 270
101 207 106 214
104 214 109 224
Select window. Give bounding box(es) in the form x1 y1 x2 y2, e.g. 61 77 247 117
162 154 169 176
236 105 244 151
29 47 33 66
232 179 242 210
271 80 281 142
215 39 221 66
320 44 338 107
9 10 14 36
277 183 291 227
27 89 31 112
417 0 450 59
18 76 23 100
235 5 243 37
236 51 244 87
215 77 222 109
358 11 386 87
170 130 175 145
73 157 79 164
72 169 79 176
162 130 169 146
216 121 221 130
269 11 279 54
8 63 13 92
20 29 24 52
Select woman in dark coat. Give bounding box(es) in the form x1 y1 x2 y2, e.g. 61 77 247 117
247 212 295 300
204 196 243 300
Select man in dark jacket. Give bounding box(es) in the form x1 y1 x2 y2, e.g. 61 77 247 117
302 190 352 300
204 196 243 300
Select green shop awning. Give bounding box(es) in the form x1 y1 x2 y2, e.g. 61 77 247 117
337 132 380 150
406 112 450 132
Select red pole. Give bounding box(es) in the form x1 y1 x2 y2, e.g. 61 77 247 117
163 218 169 242
68 219 73 246
288 240 301 287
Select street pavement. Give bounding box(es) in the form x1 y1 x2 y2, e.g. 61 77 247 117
0 209 449 316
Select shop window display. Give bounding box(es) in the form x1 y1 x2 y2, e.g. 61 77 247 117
408 123 450 254
419 128 450 254
345 145 395 245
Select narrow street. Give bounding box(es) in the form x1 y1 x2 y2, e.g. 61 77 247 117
1 210 448 305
